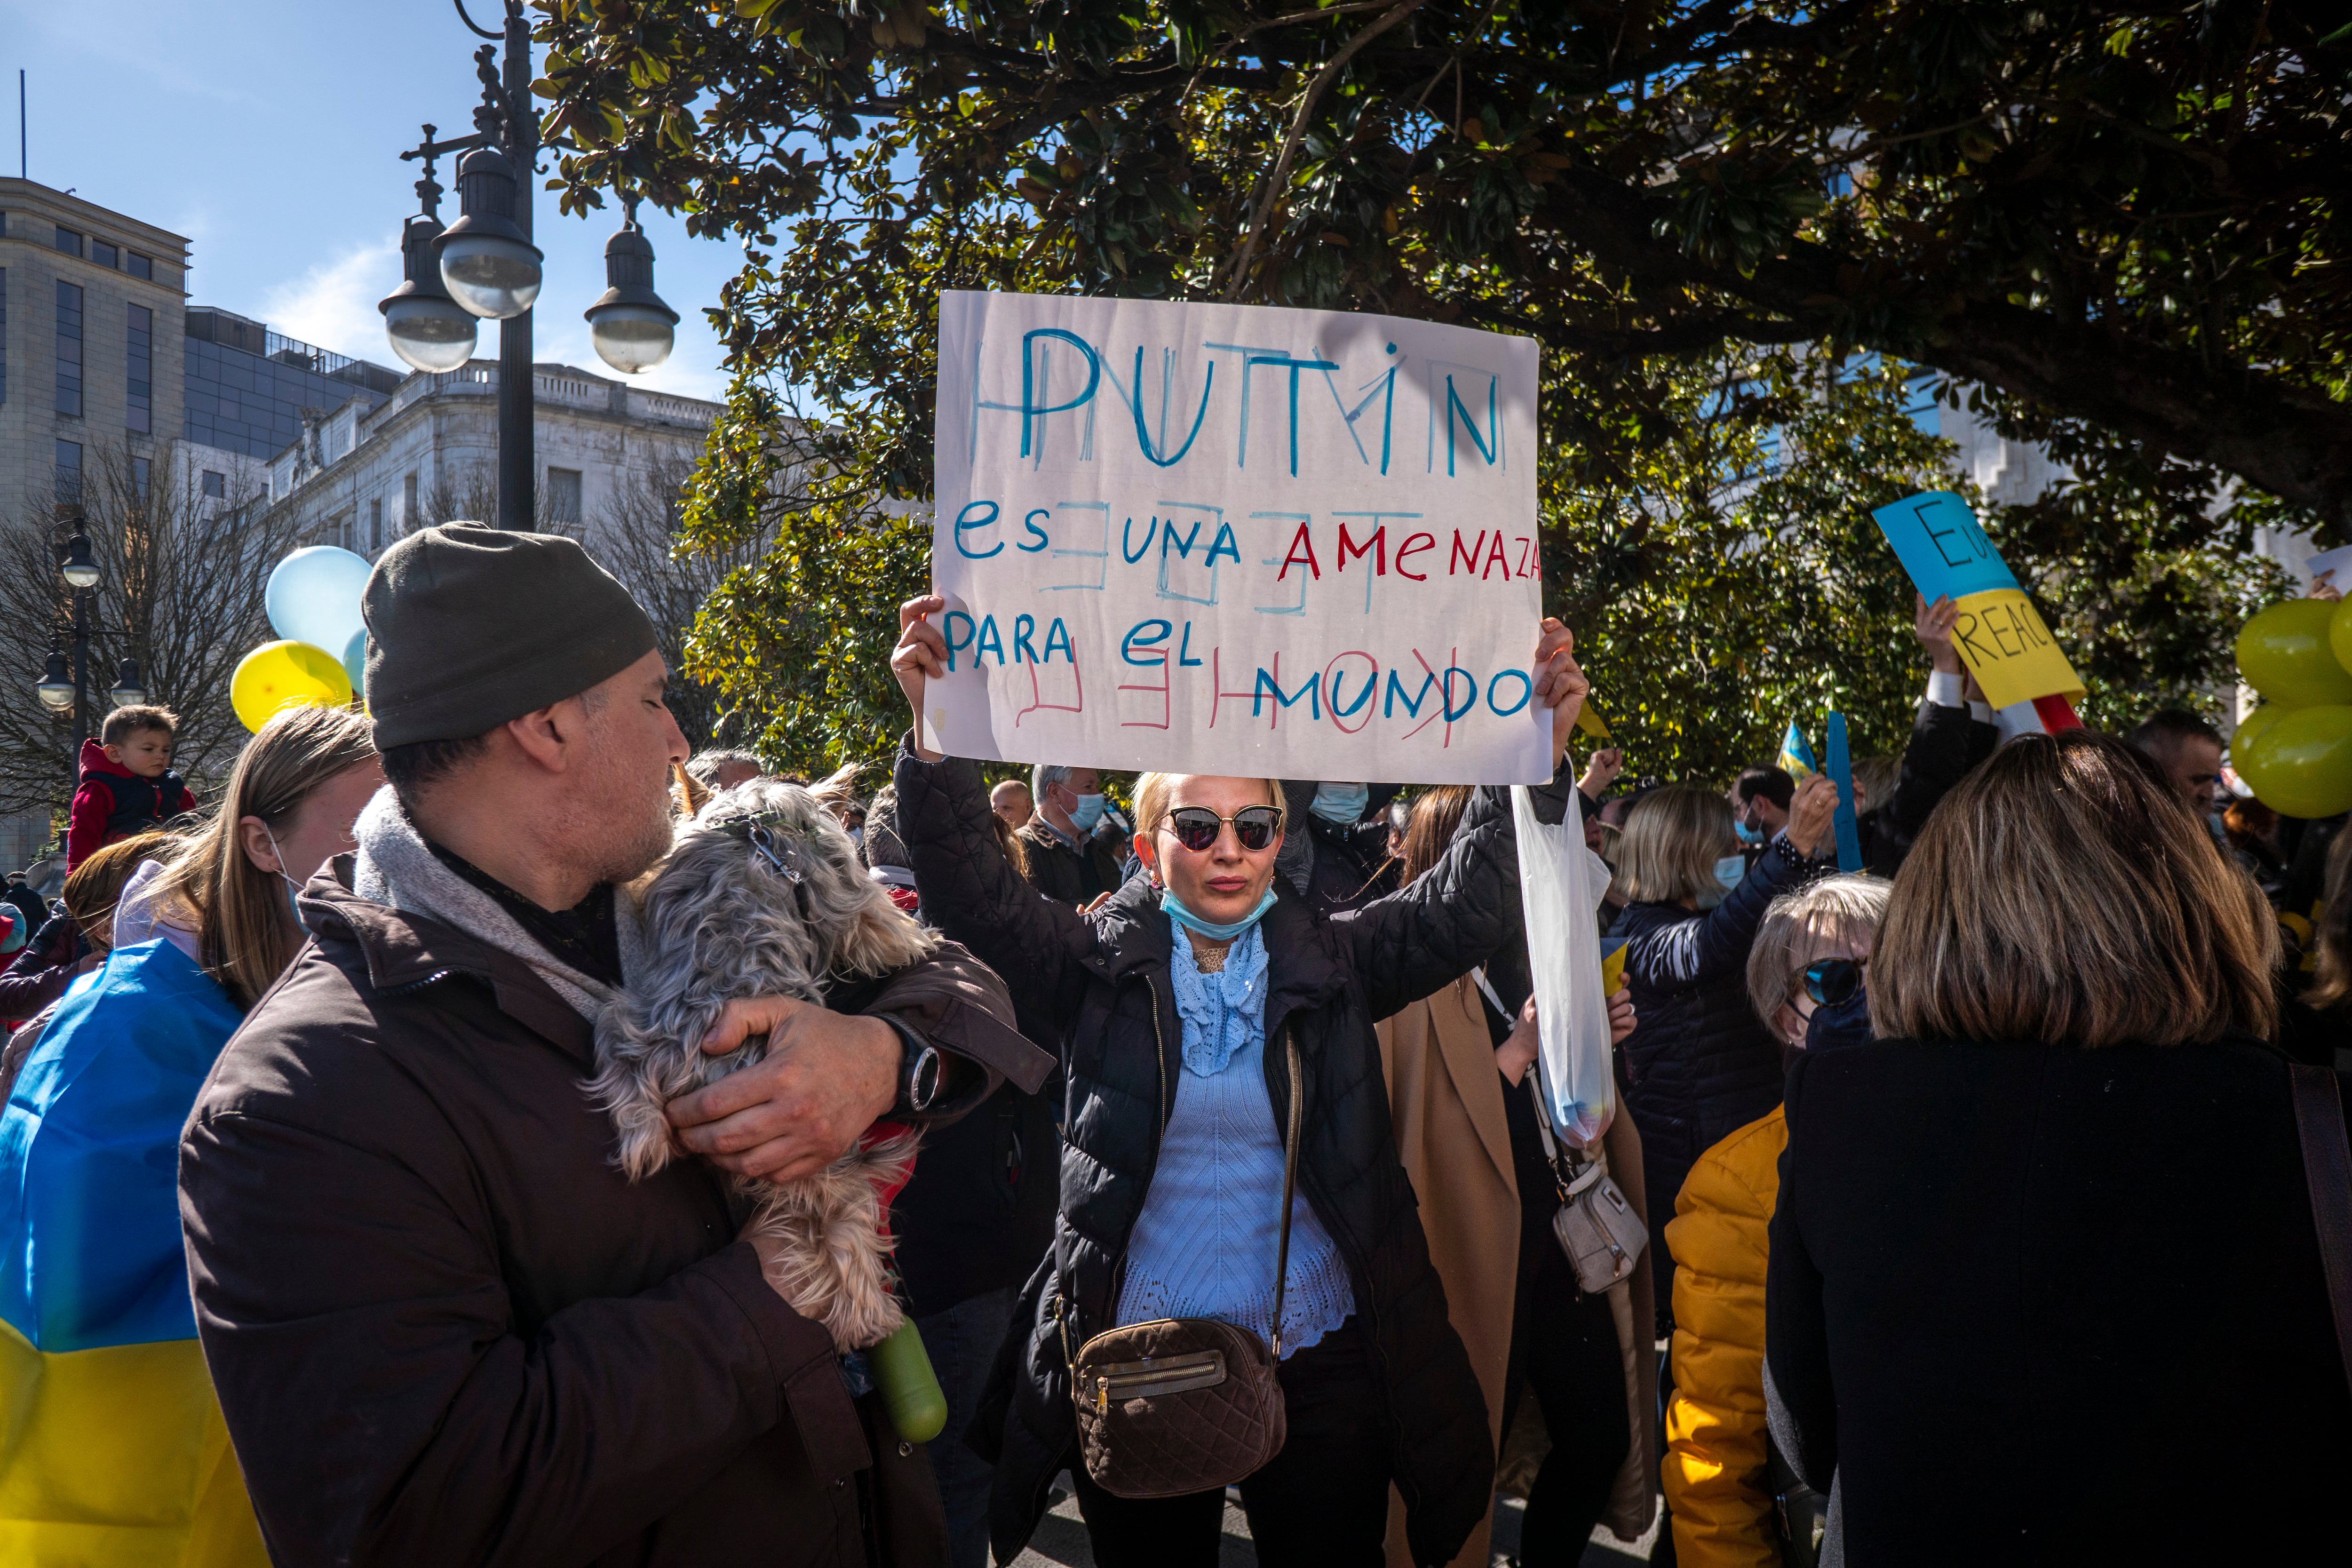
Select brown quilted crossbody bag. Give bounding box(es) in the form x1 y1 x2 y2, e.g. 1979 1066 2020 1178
1062 1027 1303 1498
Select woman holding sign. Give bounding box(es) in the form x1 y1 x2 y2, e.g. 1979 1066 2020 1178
889 595 1588 1568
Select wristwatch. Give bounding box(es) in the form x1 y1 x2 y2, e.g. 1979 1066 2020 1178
892 1021 945 1114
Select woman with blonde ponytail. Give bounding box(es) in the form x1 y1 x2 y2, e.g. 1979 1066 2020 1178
140 703 381 1007
0 702 379 1565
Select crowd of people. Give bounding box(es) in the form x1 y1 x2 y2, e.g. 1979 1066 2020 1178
0 522 2345 1568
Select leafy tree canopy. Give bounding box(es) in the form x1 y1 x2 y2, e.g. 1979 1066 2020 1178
529 0 2315 778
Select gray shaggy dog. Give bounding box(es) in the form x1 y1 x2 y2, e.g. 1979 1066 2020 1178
592 779 938 1352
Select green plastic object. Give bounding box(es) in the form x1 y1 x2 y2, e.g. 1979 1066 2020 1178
872 1318 948 1443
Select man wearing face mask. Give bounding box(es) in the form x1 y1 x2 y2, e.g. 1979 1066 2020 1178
1731 767 1794 868
1273 779 1404 915
1017 764 1128 906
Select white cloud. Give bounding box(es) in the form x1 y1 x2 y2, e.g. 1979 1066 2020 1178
258 240 402 362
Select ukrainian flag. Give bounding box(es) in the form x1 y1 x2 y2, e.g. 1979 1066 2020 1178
1778 723 1819 784
0 940 268 1566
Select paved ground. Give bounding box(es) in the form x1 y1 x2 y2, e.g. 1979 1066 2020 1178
1007 1476 1662 1568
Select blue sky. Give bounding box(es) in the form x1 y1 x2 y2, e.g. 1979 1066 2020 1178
3 0 742 401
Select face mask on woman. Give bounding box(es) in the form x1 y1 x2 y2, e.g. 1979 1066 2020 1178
263 824 308 933
1311 782 1370 826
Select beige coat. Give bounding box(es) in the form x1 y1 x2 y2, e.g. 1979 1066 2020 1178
1377 978 1660 1568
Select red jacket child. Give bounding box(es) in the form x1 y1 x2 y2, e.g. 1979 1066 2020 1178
66 708 197 872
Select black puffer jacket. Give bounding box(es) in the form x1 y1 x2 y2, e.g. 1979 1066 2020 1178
896 740 1568 1567
1611 834 1820 1239
1277 780 1404 915
1856 700 1978 877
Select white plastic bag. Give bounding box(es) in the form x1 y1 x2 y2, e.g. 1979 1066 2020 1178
1510 785 1616 1148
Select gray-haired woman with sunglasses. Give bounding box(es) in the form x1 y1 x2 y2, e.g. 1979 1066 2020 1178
887 595 1589 1568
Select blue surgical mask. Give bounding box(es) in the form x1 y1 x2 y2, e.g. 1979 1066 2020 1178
1713 854 1748 891
1311 782 1370 826
1161 886 1278 941
1733 819 1764 845
1068 793 1106 833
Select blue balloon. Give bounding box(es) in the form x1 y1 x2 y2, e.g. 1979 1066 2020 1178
342 628 368 704
265 547 372 657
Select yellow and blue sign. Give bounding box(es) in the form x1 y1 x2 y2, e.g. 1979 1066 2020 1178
1870 491 2084 711
0 941 268 1565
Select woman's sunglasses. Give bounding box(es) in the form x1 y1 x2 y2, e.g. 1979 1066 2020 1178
1160 805 1286 853
1803 958 1862 1008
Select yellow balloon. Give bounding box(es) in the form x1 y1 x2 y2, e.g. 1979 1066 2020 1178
2237 599 2352 708
231 640 352 733
2229 703 2289 761
2238 704 2352 820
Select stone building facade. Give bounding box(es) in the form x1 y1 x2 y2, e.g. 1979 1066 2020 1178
259 358 719 563
0 178 192 539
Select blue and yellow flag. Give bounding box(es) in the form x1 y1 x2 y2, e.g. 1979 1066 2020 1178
0 940 268 1566
1778 723 1819 784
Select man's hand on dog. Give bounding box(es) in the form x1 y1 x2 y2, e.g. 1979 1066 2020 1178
667 997 900 1184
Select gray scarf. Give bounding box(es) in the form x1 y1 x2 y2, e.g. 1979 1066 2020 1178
350 786 652 1020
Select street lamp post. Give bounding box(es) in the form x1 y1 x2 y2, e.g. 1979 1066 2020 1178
34 529 104 808
378 0 679 533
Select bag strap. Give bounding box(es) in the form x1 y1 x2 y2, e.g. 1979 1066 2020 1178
1271 1024 1303 1358
2289 1063 2352 1400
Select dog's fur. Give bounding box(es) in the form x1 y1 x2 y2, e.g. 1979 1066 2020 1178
591 780 938 1352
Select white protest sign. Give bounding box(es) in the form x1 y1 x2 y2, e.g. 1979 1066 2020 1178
927 289 1546 784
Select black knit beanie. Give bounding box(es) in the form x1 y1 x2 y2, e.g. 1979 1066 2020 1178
363 524 659 748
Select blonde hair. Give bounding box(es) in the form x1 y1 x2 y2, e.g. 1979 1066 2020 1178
1612 784 1736 905
1870 729 2278 1048
1131 772 1281 845
148 704 378 1010
1745 875 1892 1026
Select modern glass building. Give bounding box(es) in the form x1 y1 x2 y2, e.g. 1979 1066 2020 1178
183 307 401 462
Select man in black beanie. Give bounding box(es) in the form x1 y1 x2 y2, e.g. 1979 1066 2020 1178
180 524 1049 1567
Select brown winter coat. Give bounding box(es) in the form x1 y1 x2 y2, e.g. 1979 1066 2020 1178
178 862 1051 1568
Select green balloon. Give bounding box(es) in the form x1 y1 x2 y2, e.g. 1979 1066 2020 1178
2328 595 2352 683
2238 704 2352 820
2229 702 2289 761
2237 600 2352 708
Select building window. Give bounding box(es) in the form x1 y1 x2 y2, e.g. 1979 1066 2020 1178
55 280 82 417
133 456 150 493
126 303 152 435
369 497 383 551
55 440 82 507
53 226 79 257
403 471 418 532
91 239 117 269
547 467 583 525
0 266 8 406
127 252 152 281
201 470 226 499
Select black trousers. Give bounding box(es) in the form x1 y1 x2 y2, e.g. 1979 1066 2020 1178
1507 1241 1633 1566
1071 1317 1390 1568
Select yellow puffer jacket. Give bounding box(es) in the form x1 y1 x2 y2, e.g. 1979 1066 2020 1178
1662 1105 1787 1568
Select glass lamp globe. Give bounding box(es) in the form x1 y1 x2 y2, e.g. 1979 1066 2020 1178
60 536 99 590
438 231 544 319
36 652 72 714
588 303 677 374
108 659 147 709
384 294 481 373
